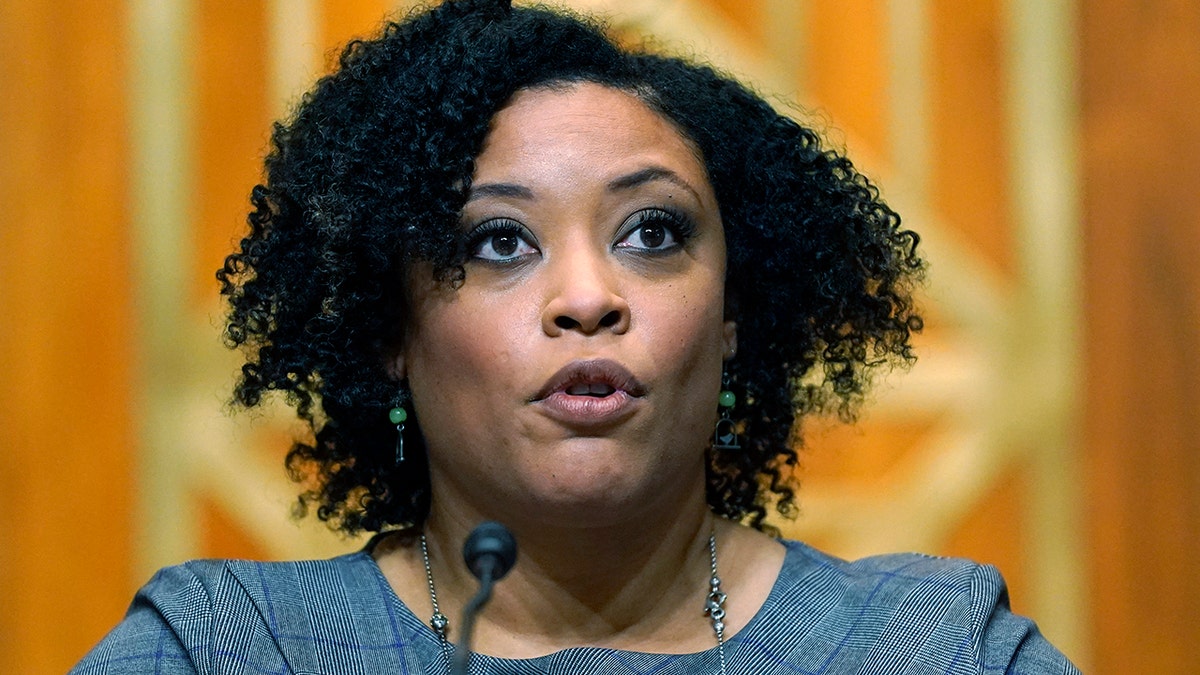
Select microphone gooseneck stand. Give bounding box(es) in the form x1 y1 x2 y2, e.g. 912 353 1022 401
452 521 518 675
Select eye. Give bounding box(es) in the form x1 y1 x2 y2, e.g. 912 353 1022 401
614 208 694 253
468 219 539 263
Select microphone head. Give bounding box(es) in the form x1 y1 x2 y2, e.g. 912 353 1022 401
462 521 518 581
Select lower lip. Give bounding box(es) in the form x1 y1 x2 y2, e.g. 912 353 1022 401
534 390 640 428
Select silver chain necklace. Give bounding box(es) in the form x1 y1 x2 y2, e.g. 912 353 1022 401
419 530 729 675
420 534 455 665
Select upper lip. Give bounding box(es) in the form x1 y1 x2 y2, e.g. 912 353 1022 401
531 359 647 401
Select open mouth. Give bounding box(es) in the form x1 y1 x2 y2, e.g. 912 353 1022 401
533 359 647 402
565 382 617 397
531 359 646 427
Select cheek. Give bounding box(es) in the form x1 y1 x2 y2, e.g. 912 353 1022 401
641 277 728 397
404 301 523 430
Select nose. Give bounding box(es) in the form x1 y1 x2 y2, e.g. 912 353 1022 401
541 250 631 337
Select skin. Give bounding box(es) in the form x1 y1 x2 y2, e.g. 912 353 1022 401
377 82 784 658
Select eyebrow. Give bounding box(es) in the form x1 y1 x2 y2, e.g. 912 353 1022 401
607 166 700 201
466 182 536 202
465 166 702 203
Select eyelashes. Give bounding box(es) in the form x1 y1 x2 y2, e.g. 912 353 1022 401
466 218 538 263
463 206 697 265
614 207 695 255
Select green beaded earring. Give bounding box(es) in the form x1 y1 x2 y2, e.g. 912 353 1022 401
388 403 408 464
713 370 741 451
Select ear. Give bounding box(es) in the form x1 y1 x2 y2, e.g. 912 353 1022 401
385 352 407 381
722 320 738 361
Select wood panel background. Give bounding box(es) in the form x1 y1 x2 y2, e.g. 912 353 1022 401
2 0 1197 672
0 3 136 671
1080 1 1200 672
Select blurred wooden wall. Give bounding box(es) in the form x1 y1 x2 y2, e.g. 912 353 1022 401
0 1 392 672
1 1 1198 673
1080 1 1200 672
0 3 136 670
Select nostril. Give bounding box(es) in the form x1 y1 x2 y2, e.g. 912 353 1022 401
548 305 627 335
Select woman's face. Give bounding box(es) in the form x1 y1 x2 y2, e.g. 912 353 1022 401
397 82 735 526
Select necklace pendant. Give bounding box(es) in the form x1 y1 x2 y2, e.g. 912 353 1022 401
430 611 449 639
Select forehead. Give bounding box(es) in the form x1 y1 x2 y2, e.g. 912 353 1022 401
473 82 709 190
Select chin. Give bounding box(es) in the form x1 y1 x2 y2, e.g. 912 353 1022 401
531 462 637 505
514 452 688 525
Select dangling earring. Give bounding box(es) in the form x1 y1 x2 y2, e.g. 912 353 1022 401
713 370 741 451
388 394 409 464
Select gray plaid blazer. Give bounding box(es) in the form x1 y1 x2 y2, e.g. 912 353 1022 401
72 540 1080 674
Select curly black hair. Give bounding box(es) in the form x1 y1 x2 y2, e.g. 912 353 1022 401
217 0 923 535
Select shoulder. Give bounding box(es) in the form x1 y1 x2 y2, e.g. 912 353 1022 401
72 553 429 675
134 553 381 618
779 539 1004 606
771 540 1003 636
748 540 1081 674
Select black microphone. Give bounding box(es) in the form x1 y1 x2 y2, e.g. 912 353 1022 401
452 521 518 675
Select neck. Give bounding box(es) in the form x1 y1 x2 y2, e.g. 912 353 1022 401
421 493 720 655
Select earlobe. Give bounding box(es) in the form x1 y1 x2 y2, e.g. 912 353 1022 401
722 320 737 360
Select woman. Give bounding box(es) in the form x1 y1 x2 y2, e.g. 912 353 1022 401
74 0 1079 673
